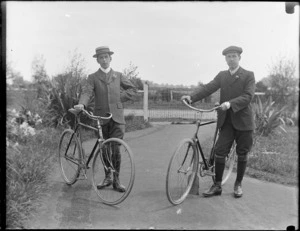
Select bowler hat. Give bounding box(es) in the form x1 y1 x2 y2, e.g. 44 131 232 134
93 46 114 58
222 46 243 56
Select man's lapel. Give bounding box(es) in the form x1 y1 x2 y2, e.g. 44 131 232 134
96 69 107 83
106 69 117 84
225 70 236 85
224 67 244 89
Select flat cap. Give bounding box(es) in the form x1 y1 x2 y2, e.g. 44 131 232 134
222 46 243 56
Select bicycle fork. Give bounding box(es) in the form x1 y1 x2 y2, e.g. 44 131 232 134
177 142 195 175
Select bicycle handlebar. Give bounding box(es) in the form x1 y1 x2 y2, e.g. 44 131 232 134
182 99 221 112
68 108 112 121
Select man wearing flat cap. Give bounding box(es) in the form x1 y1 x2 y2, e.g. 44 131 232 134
182 45 255 198
74 46 137 192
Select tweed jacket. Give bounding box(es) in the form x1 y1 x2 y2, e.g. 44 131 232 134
79 68 137 125
190 67 256 131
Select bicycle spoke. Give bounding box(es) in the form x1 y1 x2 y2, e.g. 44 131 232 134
222 142 237 185
92 138 135 205
166 138 198 205
59 129 81 185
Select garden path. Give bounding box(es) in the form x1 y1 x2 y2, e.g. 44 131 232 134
27 123 298 229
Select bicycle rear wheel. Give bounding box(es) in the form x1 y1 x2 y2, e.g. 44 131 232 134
58 129 82 185
222 142 237 185
166 138 199 205
92 138 135 205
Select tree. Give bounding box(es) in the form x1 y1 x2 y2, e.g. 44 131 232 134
31 54 51 99
6 62 26 88
123 62 143 90
266 56 298 108
65 48 87 80
45 50 92 128
6 62 14 85
255 80 268 92
31 54 49 84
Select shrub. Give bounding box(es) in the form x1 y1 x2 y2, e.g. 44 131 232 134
42 74 94 128
6 129 60 228
7 108 43 143
252 96 289 136
6 107 61 228
125 114 152 132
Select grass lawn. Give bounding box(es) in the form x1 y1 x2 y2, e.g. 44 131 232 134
201 125 298 186
247 126 298 186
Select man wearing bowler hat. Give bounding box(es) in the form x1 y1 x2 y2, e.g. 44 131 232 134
181 45 255 198
74 46 137 192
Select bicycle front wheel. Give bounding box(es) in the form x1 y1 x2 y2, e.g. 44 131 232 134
92 138 135 205
166 138 199 205
58 129 82 185
222 142 237 185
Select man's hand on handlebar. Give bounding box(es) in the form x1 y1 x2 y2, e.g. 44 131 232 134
74 104 84 111
219 101 231 111
181 95 192 104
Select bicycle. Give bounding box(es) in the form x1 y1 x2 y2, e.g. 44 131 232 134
166 99 237 205
58 108 135 205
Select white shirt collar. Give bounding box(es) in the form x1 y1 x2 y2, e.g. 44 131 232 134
229 66 240 75
99 66 111 74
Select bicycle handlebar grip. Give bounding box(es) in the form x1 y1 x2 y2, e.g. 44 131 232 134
182 98 191 105
68 108 82 115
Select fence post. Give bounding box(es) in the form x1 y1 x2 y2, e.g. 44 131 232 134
143 81 149 122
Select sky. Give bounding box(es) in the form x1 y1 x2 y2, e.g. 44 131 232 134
5 1 299 86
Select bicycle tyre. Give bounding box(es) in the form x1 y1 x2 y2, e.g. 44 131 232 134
58 129 82 185
166 138 199 205
91 138 135 205
221 142 237 185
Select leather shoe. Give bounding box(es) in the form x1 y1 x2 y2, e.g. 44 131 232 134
113 179 126 193
97 177 112 189
234 183 243 198
203 182 222 197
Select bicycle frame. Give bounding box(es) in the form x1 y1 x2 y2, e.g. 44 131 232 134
166 100 237 205
191 120 218 172
181 99 221 172
67 109 114 173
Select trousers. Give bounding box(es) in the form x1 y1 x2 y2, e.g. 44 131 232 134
101 119 125 139
214 113 253 162
100 119 125 176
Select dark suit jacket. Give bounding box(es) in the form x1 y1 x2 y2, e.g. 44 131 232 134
190 67 255 131
79 68 137 124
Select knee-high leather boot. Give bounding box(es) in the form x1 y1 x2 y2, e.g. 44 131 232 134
97 147 112 189
234 160 247 198
203 157 224 197
112 144 126 193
